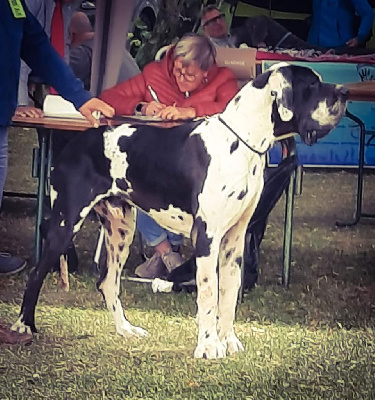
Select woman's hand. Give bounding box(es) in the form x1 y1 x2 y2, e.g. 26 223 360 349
156 106 196 121
142 101 166 116
14 106 44 118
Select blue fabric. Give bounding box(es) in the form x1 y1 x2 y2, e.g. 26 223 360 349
0 127 7 208
308 0 373 48
136 211 183 247
0 0 92 128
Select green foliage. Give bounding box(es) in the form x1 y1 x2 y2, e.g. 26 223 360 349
135 0 202 69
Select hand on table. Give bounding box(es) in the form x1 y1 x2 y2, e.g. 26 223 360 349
79 98 115 128
156 105 196 120
142 101 167 116
15 106 43 118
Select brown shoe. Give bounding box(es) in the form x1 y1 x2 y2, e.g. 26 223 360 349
134 252 168 279
0 322 33 345
161 251 183 273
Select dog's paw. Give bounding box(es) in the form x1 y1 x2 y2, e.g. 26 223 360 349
11 317 32 335
116 324 149 338
221 333 244 355
194 338 227 359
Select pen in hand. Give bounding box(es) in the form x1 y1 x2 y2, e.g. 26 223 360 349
147 85 160 103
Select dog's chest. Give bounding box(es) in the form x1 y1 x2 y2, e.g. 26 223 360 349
197 126 266 231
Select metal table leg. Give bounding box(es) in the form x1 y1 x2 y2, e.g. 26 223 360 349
282 168 296 288
336 110 375 227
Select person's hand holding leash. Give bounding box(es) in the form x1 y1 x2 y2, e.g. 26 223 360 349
79 98 115 128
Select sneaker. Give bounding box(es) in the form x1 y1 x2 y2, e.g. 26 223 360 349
0 253 27 276
0 322 33 345
161 251 183 273
134 252 168 279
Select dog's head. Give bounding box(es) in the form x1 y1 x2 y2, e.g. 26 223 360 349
253 63 348 145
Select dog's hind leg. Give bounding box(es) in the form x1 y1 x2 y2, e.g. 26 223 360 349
12 223 77 334
217 206 256 356
95 200 148 338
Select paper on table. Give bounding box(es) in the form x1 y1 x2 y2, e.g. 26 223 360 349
43 95 165 122
43 95 85 120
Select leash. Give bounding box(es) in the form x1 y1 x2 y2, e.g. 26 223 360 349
275 132 297 141
103 115 196 124
217 116 271 156
274 32 292 50
217 116 297 155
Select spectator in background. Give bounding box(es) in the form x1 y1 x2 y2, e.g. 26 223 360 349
308 0 373 50
69 11 140 90
201 5 237 48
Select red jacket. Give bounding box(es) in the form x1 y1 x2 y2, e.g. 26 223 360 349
99 48 238 117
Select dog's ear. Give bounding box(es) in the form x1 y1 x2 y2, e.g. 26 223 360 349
268 68 294 122
252 70 272 89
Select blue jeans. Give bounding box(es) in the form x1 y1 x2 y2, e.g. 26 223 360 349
136 210 183 247
0 127 8 209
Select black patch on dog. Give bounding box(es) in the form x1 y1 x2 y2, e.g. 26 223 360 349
193 217 212 258
118 228 126 240
50 127 113 224
116 121 210 215
116 178 129 192
230 139 239 154
252 70 271 89
237 188 248 200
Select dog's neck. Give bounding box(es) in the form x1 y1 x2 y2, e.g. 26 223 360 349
220 83 277 154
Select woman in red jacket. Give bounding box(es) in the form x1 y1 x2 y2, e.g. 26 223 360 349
100 33 239 279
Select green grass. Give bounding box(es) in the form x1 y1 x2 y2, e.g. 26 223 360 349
0 128 375 398
0 267 374 399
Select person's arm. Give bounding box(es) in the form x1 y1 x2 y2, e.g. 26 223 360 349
20 6 113 125
349 0 373 45
99 74 149 115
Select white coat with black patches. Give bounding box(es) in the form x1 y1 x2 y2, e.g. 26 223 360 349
12 64 347 359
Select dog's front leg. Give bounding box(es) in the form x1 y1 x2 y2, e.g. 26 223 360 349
193 239 226 359
217 205 257 355
96 201 148 338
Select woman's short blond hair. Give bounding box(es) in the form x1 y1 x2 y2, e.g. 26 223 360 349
173 33 217 71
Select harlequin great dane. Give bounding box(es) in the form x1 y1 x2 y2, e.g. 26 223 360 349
12 64 347 359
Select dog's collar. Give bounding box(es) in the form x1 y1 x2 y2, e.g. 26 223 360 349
217 116 270 156
274 32 292 49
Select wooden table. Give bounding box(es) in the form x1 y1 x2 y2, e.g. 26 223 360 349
336 81 375 226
